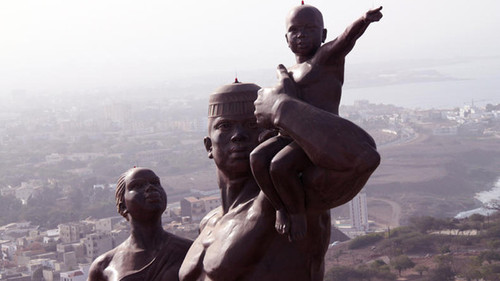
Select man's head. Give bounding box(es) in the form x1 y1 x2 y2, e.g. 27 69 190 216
116 167 167 221
285 4 327 58
204 82 262 177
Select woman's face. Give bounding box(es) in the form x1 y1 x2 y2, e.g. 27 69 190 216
123 168 167 221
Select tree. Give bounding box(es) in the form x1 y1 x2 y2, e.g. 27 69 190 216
479 250 500 265
348 233 383 249
324 265 362 281
462 263 483 281
391 255 415 276
469 213 485 223
409 216 436 234
332 249 344 263
440 245 451 254
0 195 22 225
480 264 500 281
428 265 455 281
469 214 486 234
414 264 429 276
325 265 396 281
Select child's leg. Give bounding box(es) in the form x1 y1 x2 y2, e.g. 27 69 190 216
250 136 292 234
270 141 312 241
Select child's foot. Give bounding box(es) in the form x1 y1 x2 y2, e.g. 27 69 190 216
275 209 290 235
289 213 307 242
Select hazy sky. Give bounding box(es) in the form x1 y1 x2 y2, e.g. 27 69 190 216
1 0 499 93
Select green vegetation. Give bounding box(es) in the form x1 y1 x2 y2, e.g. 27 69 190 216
390 255 415 276
348 233 384 250
326 212 500 281
0 184 116 228
325 264 397 281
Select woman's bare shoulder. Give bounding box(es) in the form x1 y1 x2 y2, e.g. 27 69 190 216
87 241 127 281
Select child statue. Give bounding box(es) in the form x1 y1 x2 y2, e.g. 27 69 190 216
250 4 383 241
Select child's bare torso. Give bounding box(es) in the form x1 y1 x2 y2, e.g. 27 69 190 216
289 57 345 115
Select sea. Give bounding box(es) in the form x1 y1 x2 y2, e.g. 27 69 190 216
342 56 500 109
456 178 500 219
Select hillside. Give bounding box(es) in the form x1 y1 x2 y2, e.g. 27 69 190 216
324 213 500 281
360 131 500 225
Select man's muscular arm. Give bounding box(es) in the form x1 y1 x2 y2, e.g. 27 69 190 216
255 64 380 175
315 6 383 63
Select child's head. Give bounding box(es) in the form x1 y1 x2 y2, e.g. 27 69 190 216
285 5 327 58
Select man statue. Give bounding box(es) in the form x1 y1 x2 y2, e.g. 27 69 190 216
88 167 192 281
179 64 380 280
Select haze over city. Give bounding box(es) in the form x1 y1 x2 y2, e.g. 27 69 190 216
1 0 499 108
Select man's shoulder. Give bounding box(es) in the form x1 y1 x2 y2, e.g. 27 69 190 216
199 206 223 231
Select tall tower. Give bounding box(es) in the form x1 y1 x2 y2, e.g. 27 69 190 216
349 192 369 231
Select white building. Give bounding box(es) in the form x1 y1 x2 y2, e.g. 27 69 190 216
349 192 369 231
60 264 89 281
43 229 60 244
1 241 16 260
83 233 113 260
95 217 124 233
180 196 221 221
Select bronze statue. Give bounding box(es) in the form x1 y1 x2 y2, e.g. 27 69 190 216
179 61 379 280
88 168 192 281
250 4 383 241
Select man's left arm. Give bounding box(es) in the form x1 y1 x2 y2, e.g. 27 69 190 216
255 65 379 173
255 65 380 207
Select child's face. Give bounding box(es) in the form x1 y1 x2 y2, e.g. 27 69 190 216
285 7 325 58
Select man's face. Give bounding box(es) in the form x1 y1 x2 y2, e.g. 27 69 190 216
123 168 167 221
285 8 325 57
205 114 261 176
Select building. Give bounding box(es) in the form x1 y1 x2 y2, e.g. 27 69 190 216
180 196 221 221
94 217 124 233
58 222 93 244
60 265 89 281
83 233 113 261
349 192 369 231
110 229 129 248
43 229 60 244
1 241 17 260
56 243 86 268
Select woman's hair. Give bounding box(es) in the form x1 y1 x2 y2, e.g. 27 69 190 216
115 168 135 219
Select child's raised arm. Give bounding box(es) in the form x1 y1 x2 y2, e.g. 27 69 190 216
315 6 382 64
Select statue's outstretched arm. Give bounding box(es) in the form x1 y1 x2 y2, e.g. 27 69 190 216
315 6 383 63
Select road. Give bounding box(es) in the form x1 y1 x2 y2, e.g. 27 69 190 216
368 197 402 228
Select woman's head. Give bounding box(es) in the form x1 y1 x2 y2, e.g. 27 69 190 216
115 167 167 221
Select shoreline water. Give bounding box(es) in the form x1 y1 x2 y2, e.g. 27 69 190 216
343 57 500 110
455 178 500 219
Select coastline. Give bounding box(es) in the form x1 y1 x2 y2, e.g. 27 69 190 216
456 177 500 219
